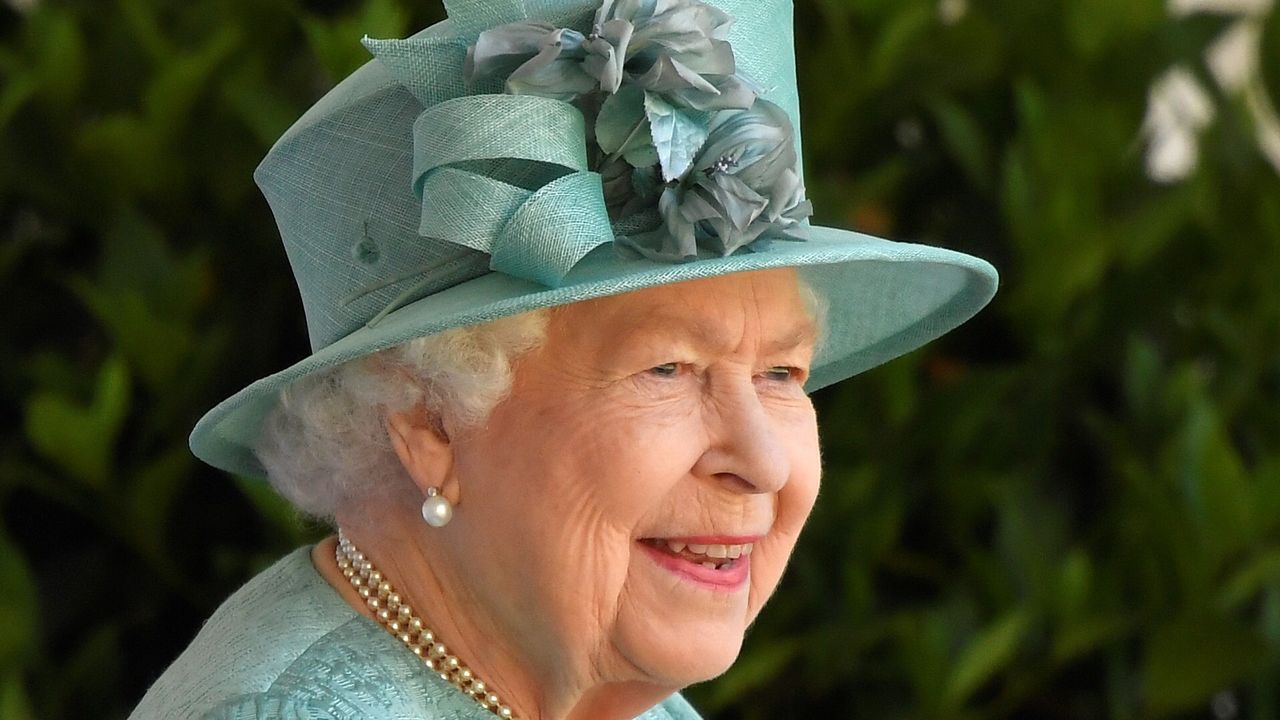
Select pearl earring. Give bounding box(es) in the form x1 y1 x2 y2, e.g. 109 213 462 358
421 487 453 527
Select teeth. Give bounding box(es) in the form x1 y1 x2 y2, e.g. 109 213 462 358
651 538 757 561
700 561 717 570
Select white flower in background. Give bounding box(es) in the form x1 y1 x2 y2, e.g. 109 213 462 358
1168 0 1271 16
1143 67 1216 182
4 0 40 14
1244 83 1280 174
1142 0 1280 180
1206 20 1261 90
938 0 969 25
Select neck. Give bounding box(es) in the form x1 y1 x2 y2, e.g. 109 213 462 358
317 513 677 720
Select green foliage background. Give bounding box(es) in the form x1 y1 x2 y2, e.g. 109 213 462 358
2 0 1279 717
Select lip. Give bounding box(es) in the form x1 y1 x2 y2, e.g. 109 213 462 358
636 539 753 591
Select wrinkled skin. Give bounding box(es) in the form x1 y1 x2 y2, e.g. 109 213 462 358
315 267 822 720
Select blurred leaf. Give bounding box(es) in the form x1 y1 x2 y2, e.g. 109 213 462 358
1168 389 1253 576
0 7 85 131
867 4 932 88
74 113 167 199
69 280 197 393
897 609 952 710
1143 615 1268 715
1123 335 1163 420
32 8 87 111
304 0 410 82
0 672 36 720
118 0 176 63
942 608 1032 710
23 356 131 488
708 638 801 708
0 75 39 133
1055 548 1093 621
142 26 241 131
125 445 193 571
1052 614 1132 665
65 212 210 392
999 143 1037 247
929 96 994 191
1110 191 1194 269
74 25 240 201
878 354 919 428
0 532 39 673
219 59 305 149
1216 549 1280 611
1065 0 1162 59
52 624 121 711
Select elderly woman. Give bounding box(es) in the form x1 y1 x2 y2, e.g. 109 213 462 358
130 0 996 718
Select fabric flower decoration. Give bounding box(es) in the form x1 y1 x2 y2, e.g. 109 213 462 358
463 0 810 265
630 99 812 259
594 0 754 111
465 23 600 101
467 0 753 109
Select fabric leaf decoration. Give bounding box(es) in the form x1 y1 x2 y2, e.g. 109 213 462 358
644 91 709 180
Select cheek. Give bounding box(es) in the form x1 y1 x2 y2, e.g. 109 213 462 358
745 412 822 617
779 419 822 531
529 390 706 529
461 393 702 588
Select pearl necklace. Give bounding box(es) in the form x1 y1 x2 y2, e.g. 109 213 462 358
335 529 519 719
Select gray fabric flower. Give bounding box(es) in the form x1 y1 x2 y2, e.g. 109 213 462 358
466 20 632 99
461 0 808 264
623 99 812 259
582 19 635 93
594 0 755 111
465 23 598 101
467 0 754 111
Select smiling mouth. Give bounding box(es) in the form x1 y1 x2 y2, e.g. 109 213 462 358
638 538 755 571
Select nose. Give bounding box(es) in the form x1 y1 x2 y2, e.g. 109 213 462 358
689 376 791 494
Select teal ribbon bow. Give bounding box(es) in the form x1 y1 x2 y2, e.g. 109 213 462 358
361 35 616 294
408 93 613 287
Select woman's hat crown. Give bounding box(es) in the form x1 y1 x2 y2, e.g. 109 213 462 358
256 0 801 351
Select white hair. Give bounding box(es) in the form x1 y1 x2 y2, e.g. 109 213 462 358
254 309 552 525
254 278 828 525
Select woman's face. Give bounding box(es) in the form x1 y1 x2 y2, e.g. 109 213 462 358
446 267 822 691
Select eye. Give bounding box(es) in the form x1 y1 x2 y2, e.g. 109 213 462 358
761 366 803 382
648 362 682 378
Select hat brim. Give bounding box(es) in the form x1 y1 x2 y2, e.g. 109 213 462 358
190 224 997 478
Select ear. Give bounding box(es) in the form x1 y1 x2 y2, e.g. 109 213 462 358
384 405 461 505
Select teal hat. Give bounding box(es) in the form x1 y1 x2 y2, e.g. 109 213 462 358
191 0 999 478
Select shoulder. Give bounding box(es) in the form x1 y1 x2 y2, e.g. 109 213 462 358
195 694 341 720
129 546 376 719
195 618 489 720
197 685 703 720
169 607 495 720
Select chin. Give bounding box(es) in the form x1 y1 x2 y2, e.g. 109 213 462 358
622 623 746 688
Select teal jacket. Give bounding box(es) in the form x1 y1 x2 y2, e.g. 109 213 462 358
130 545 702 720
